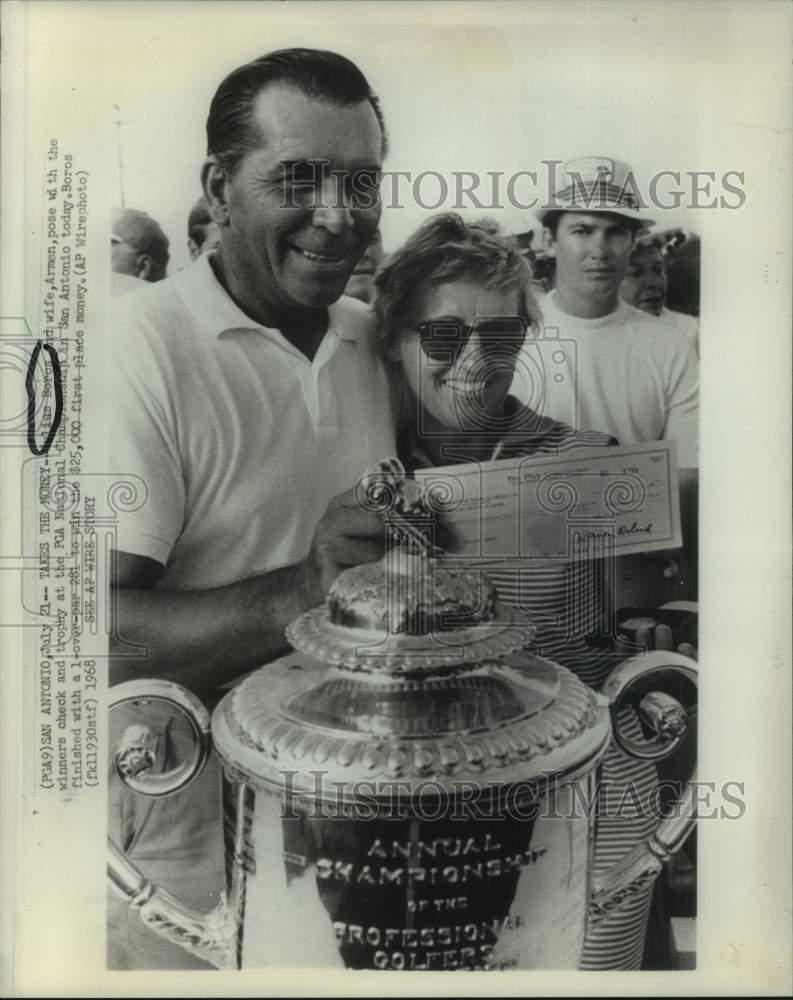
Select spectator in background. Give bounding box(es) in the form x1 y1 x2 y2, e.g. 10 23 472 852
665 232 701 317
510 156 699 469
111 207 170 290
513 229 556 296
187 195 222 260
510 155 699 611
620 232 699 356
111 270 148 297
343 227 383 303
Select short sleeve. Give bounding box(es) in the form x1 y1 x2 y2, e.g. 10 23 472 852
107 303 186 566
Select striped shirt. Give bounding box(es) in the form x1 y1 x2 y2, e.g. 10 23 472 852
403 399 658 970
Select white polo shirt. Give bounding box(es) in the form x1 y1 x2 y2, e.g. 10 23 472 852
109 253 397 590
511 292 699 468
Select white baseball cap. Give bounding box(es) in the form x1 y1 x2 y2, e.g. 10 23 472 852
536 156 656 227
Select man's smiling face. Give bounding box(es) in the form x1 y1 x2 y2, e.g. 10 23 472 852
218 84 384 314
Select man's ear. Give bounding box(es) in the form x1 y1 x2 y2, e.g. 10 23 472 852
187 238 200 261
202 157 230 227
542 227 556 256
136 254 154 281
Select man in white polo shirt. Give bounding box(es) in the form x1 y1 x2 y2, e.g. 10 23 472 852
107 48 396 969
110 48 395 691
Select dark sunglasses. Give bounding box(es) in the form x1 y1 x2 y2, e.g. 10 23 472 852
406 316 530 363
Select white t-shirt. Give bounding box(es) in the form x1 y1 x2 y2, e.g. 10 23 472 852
511 292 699 468
108 253 397 590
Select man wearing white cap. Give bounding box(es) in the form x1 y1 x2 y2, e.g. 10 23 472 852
511 156 699 470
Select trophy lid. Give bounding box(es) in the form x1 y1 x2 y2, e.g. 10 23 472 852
212 547 611 800
212 461 610 800
285 549 536 674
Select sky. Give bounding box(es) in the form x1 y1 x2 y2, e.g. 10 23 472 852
26 0 735 273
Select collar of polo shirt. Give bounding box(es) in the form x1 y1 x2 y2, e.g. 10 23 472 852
173 250 360 348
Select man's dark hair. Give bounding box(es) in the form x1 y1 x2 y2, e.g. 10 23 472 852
206 48 389 175
543 210 642 239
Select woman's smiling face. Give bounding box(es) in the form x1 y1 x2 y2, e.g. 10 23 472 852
393 279 524 434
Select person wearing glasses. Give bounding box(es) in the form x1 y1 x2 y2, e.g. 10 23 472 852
373 212 659 971
374 211 615 684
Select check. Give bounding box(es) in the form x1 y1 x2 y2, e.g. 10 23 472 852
414 442 681 561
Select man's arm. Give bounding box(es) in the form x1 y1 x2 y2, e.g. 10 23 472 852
109 487 386 693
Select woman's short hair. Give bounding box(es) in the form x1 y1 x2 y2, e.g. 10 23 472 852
207 48 388 176
373 213 540 352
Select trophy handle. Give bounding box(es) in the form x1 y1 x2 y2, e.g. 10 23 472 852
106 679 238 969
110 679 212 795
589 651 698 926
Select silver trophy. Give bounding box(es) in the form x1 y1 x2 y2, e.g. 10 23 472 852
107 460 697 970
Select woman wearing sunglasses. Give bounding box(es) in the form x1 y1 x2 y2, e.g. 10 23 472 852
373 213 658 971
